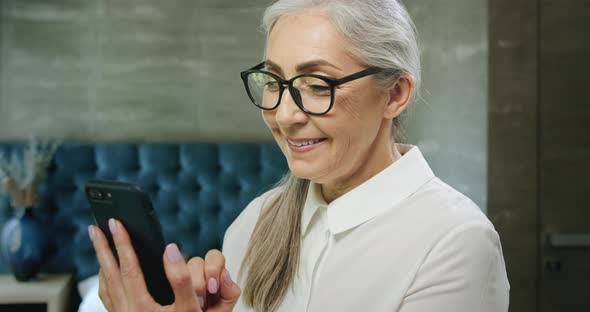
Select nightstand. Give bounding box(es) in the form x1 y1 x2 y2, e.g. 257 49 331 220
0 274 72 312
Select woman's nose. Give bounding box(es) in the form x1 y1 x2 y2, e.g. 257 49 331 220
274 87 308 126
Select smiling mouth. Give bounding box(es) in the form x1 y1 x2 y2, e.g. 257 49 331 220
287 138 327 147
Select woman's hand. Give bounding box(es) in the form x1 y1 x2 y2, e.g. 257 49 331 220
89 219 241 311
186 249 241 311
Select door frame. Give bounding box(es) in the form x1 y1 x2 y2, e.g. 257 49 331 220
488 0 540 311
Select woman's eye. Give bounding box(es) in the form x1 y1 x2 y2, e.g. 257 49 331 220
265 81 280 91
309 85 331 95
310 85 330 91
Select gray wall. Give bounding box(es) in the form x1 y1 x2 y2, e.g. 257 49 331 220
0 0 487 209
404 0 488 209
0 0 272 143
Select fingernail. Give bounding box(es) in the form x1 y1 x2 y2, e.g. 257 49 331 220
165 244 183 264
222 269 233 287
208 277 218 294
108 218 117 235
197 296 204 308
87 225 95 241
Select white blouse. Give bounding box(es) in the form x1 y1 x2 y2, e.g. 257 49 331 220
223 144 510 312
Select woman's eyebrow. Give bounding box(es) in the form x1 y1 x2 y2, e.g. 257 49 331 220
296 59 342 72
264 59 342 75
264 59 284 76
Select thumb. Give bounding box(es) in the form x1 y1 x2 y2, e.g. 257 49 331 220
211 268 241 311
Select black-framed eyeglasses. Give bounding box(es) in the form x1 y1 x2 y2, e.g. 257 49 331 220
240 62 383 115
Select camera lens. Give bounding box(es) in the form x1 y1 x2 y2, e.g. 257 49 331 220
89 189 103 200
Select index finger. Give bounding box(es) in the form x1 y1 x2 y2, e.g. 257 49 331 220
89 225 126 307
109 218 153 305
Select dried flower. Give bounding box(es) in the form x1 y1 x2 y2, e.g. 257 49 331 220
0 138 60 209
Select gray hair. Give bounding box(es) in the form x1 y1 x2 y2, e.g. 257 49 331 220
262 0 421 94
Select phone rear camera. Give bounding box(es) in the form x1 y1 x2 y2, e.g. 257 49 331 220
89 189 104 200
106 192 112 199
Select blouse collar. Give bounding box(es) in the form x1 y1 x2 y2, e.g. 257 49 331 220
301 144 435 236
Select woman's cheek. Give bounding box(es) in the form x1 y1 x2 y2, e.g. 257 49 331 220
261 111 276 128
334 92 363 122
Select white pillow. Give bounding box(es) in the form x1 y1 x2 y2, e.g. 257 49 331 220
77 275 107 312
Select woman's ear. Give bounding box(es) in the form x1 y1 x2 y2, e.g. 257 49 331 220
383 74 414 120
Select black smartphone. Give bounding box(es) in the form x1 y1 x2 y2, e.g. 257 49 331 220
85 179 175 305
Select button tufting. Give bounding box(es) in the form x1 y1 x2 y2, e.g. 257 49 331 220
90 164 98 172
0 142 288 281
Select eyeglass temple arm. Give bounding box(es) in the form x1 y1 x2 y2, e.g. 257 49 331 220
333 67 383 85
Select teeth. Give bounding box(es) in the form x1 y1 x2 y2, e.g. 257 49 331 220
288 138 324 147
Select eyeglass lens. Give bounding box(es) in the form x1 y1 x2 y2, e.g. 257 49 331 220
246 72 332 114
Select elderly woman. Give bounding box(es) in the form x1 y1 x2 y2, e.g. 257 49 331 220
88 0 510 311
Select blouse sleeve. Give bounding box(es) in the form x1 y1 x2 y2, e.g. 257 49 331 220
399 221 510 312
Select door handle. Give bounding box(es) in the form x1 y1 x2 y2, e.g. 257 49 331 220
547 233 590 248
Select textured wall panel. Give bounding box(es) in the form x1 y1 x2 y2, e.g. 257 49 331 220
404 0 488 209
0 0 270 142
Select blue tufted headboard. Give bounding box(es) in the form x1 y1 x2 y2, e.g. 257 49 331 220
0 143 288 281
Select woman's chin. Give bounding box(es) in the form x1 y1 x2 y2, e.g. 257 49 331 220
287 161 322 181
